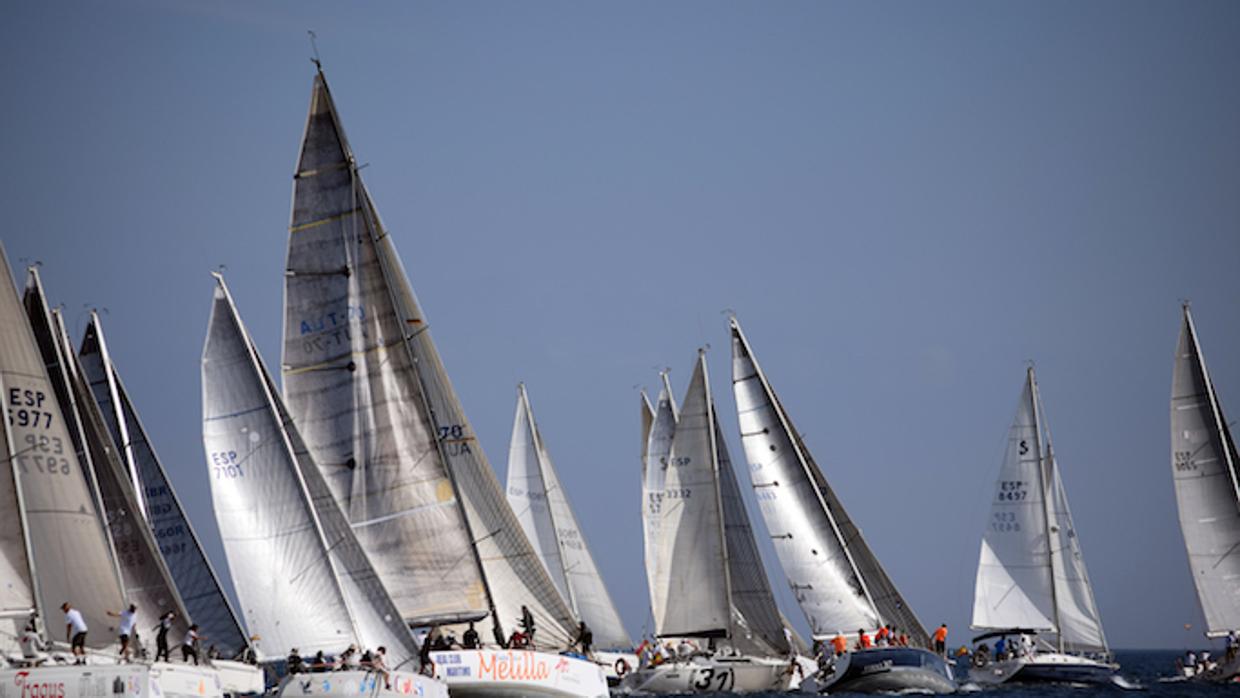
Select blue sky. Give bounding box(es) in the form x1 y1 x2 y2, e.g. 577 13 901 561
2 1 1238 650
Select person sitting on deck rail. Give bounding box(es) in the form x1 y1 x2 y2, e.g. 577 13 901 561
874 625 889 647
370 647 391 690
17 618 48 667
288 648 304 674
462 622 480 650
831 631 848 656
339 645 358 671
855 629 871 650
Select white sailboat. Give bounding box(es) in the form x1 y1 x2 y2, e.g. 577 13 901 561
1170 304 1240 682
201 274 448 698
729 317 954 694
621 351 796 695
279 65 606 698
0 246 226 698
504 384 635 678
968 366 1121 686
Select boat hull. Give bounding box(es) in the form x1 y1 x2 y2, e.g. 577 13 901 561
616 655 792 694
969 652 1117 686
819 648 957 695
275 670 447 698
429 649 607 698
0 662 224 698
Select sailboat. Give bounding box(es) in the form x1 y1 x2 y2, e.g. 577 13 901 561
201 273 448 698
621 350 797 695
503 383 635 680
729 317 955 694
278 65 606 697
0 246 225 698
77 311 262 693
967 366 1121 686
1170 304 1240 682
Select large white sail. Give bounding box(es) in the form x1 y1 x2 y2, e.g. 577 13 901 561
0 248 125 650
79 313 251 656
730 318 928 643
1171 305 1240 637
505 384 632 649
281 68 576 646
642 378 677 628
654 352 731 638
973 368 1107 654
203 275 419 664
0 369 36 633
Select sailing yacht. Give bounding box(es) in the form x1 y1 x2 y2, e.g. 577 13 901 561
0 246 225 698
968 367 1122 686
278 66 606 697
1169 304 1240 682
504 384 636 682
620 350 798 695
201 274 448 698
729 317 954 694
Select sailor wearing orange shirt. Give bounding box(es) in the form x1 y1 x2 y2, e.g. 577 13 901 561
932 624 948 656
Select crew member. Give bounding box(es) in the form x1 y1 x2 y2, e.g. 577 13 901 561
831 631 848 656
181 624 201 665
108 604 138 663
932 624 948 656
462 622 480 650
518 605 536 649
153 611 175 662
62 602 88 665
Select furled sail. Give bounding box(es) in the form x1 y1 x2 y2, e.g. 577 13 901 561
642 378 677 628
281 68 575 645
1171 305 1240 637
204 274 420 664
79 313 250 656
505 384 632 649
973 368 1107 654
0 248 125 650
730 318 928 644
654 352 731 638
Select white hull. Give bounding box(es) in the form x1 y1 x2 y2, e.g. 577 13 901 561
429 649 607 698
0 662 224 698
275 670 447 698
968 652 1118 686
616 655 792 694
209 660 264 694
590 651 637 686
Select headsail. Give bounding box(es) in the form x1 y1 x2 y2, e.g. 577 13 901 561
0 368 36 646
642 377 677 629
204 274 420 663
0 249 125 649
79 313 251 656
730 318 928 644
280 68 575 645
1171 305 1240 637
505 384 632 649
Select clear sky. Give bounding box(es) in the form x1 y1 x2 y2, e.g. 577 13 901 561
2 1 1238 650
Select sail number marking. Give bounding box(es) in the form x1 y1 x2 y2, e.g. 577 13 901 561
990 511 1021 532
14 433 71 475
210 451 245 479
997 480 1028 501
692 667 734 691
1174 451 1197 472
438 424 473 456
7 388 53 429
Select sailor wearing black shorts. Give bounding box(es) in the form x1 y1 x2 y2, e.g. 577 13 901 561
61 602 88 665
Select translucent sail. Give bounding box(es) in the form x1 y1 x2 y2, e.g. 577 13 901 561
45 304 190 645
0 370 35 627
281 68 575 646
730 318 928 644
204 275 419 664
654 353 731 638
1171 305 1240 637
972 375 1055 633
642 379 677 627
1046 453 1107 653
505 385 632 649
0 249 125 650
79 314 251 656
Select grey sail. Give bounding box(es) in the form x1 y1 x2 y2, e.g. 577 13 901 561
1171 305 1240 637
0 248 125 650
0 368 36 649
642 377 677 629
281 68 576 645
79 313 251 656
204 275 420 664
730 318 928 644
505 384 633 649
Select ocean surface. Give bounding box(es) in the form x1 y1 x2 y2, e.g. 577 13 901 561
688 651 1228 697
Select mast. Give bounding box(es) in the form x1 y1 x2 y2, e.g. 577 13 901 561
87 310 145 514
700 349 734 642
1027 366 1063 652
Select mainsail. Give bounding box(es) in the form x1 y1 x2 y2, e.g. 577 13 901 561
0 248 125 649
972 367 1107 654
280 67 575 645
1171 304 1240 637
730 317 928 644
203 274 420 664
505 384 632 649
79 312 251 656
0 369 36 648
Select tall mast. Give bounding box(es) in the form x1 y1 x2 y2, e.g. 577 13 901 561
1027 366 1063 652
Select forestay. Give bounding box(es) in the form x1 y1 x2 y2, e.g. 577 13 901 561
654 353 731 638
641 378 677 630
79 313 250 656
730 318 928 644
0 248 125 650
505 384 632 649
1171 305 1240 637
203 275 419 664
281 68 576 647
